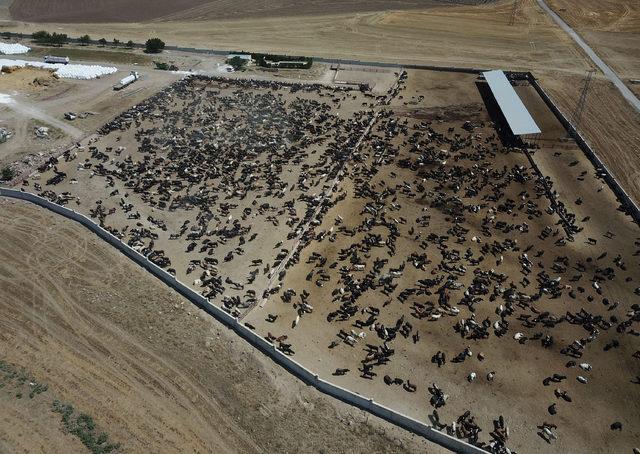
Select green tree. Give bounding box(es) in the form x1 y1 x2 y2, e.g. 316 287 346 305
126 40 135 48
32 30 51 43
79 34 91 45
112 38 120 47
227 56 248 71
1 167 15 181
49 32 68 45
98 38 107 46
144 38 165 54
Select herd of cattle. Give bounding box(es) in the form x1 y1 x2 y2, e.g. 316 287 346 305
26 73 639 453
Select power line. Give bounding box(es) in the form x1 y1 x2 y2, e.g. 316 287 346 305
573 69 596 128
509 0 521 26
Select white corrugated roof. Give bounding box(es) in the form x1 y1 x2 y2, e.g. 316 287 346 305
483 70 541 136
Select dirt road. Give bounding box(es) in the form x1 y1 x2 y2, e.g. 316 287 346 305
537 0 640 112
1 92 83 138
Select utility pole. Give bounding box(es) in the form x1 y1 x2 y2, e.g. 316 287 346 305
509 0 521 26
573 69 596 128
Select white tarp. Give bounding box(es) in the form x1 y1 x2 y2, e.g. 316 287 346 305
483 70 541 136
0 58 117 80
0 42 31 55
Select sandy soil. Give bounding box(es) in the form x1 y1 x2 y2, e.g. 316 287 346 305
0 198 444 454
9 0 489 23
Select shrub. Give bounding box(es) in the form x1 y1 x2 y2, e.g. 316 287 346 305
49 32 68 45
98 38 107 46
32 30 51 43
33 31 68 45
227 56 248 71
1 167 15 181
144 38 165 54
126 40 135 48
52 401 121 454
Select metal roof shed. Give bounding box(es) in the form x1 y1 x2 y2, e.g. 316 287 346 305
482 70 541 136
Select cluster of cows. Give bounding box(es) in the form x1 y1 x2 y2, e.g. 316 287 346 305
257 89 640 452
29 73 639 453
33 76 381 307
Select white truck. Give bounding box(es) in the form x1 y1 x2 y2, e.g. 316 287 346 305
113 71 140 90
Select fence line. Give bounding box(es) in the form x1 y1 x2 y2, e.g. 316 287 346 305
523 72 640 224
0 187 487 454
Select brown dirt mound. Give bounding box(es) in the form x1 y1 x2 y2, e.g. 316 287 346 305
10 0 492 23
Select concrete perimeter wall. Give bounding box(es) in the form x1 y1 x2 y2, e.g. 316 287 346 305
0 187 487 454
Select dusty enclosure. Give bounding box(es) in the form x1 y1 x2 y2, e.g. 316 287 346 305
26 69 640 453
27 75 389 311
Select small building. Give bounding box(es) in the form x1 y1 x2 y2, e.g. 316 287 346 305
44 55 69 65
482 70 541 142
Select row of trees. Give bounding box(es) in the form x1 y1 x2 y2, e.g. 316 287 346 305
31 31 165 53
78 34 135 49
32 30 69 45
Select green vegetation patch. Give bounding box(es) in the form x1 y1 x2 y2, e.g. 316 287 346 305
32 30 69 46
52 400 121 454
28 46 152 66
0 359 48 398
1 166 15 181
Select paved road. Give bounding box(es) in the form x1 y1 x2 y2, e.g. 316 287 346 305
536 0 640 113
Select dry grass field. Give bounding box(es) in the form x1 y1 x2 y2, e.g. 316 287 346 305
546 0 640 80
9 0 487 23
0 198 442 454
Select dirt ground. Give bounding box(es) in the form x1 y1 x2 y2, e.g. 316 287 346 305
546 0 640 81
26 69 640 452
9 0 489 23
25 75 382 309
240 69 640 453
0 59 182 172
0 198 445 454
0 0 639 452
